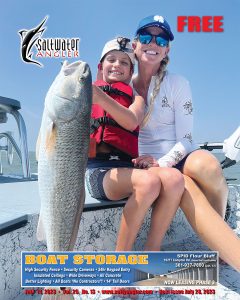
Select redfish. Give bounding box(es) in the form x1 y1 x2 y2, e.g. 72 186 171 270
37 61 92 253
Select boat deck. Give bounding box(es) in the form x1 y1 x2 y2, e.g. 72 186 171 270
0 175 126 236
0 176 239 300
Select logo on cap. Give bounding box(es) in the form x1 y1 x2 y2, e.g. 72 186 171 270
117 37 131 51
154 15 164 23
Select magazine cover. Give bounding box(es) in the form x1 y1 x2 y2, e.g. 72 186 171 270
0 0 239 299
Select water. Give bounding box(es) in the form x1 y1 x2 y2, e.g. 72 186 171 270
214 153 240 184
0 151 38 176
0 151 239 184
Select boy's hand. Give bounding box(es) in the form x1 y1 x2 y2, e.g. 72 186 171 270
132 155 159 169
92 85 102 104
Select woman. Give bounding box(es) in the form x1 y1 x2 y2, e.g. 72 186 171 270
131 15 240 271
86 36 184 251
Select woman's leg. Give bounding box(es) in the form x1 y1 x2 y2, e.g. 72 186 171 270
181 175 240 272
144 167 184 250
103 168 161 251
182 149 228 217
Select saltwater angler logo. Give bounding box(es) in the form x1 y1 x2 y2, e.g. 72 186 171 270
18 16 80 67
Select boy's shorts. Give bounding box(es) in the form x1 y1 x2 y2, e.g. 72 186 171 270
86 158 134 200
86 151 197 200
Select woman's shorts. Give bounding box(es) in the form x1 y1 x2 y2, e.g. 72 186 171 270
174 155 189 171
174 149 200 171
86 158 134 200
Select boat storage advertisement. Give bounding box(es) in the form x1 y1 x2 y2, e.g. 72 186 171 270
0 1 239 300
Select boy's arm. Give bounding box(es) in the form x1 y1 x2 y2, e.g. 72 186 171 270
92 85 144 131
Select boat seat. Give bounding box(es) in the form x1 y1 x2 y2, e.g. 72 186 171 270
0 96 31 178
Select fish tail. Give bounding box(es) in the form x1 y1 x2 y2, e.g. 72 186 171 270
36 212 46 242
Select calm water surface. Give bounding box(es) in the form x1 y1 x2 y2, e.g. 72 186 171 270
0 151 239 184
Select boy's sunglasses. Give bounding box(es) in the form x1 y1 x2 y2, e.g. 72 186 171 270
138 33 169 47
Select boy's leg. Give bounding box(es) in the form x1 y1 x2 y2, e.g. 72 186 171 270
103 168 161 250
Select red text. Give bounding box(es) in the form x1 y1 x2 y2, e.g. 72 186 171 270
177 16 224 32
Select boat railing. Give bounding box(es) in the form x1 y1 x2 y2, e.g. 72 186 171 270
199 142 223 151
0 96 31 178
199 142 238 170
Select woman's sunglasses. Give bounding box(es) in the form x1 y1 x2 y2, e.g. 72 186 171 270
138 33 169 47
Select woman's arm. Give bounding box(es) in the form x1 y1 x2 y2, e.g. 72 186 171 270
157 77 196 167
92 85 145 131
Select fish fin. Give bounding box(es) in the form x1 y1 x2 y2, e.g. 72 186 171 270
68 190 85 251
36 212 46 242
45 122 57 155
36 129 41 161
18 30 27 39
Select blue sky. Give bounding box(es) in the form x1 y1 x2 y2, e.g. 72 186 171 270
0 0 239 150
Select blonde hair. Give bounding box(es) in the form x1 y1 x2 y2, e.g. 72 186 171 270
141 55 169 127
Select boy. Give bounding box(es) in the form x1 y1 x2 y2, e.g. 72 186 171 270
86 37 183 254
89 37 144 162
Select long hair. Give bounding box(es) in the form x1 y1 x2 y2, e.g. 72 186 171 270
141 55 169 127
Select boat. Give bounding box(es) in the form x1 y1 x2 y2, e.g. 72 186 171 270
0 97 239 300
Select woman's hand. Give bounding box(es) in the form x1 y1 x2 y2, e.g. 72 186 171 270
132 155 159 169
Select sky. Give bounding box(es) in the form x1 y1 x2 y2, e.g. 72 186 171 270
0 0 239 150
